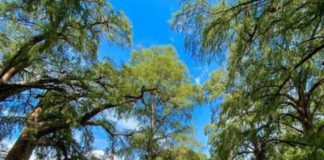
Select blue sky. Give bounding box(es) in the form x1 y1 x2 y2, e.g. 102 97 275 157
95 0 221 155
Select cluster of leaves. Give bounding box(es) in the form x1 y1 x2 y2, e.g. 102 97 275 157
174 0 323 159
156 146 207 160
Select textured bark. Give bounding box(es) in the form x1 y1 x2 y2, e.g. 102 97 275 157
5 131 36 160
253 145 266 160
254 152 266 160
5 107 42 160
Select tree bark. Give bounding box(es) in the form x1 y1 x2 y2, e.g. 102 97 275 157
5 107 42 160
147 97 155 160
254 146 266 160
5 130 36 160
254 152 266 160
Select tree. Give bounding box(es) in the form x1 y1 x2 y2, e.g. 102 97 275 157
0 0 131 100
0 1 133 159
203 56 323 159
205 83 280 160
2 62 154 160
173 0 324 159
173 0 323 66
117 46 202 160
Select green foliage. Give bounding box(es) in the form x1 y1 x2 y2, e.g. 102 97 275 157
118 46 202 159
156 146 207 160
0 0 132 155
173 0 324 65
0 1 134 159
204 70 227 101
0 44 206 159
0 0 132 94
173 0 324 159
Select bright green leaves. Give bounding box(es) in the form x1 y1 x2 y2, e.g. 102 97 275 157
125 46 200 108
118 46 202 159
0 0 132 85
126 46 187 87
156 146 207 160
204 70 227 101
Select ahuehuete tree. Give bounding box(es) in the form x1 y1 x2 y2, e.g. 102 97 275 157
173 0 324 159
116 46 204 160
173 0 323 66
241 53 324 159
2 62 156 160
0 0 133 159
205 58 323 160
0 0 131 101
205 72 282 160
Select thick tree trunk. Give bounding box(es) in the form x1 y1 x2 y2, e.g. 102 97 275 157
254 148 266 160
5 107 43 160
300 112 314 132
5 132 36 160
254 152 266 160
253 141 266 160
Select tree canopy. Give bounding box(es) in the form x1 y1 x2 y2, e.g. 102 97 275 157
118 46 202 160
174 0 324 159
1 0 323 160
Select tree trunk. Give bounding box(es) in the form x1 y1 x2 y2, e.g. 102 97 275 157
5 131 36 160
254 152 266 160
147 98 155 160
5 107 42 160
298 95 314 133
253 141 266 160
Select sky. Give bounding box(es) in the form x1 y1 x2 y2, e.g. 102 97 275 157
95 0 221 156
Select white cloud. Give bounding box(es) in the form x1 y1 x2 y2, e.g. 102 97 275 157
117 117 140 130
92 150 105 158
195 77 201 85
90 150 125 160
2 139 15 149
192 65 211 86
103 110 140 131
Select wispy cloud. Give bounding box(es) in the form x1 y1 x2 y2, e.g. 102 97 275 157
193 65 211 86
90 149 125 160
103 110 140 131
194 77 201 85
